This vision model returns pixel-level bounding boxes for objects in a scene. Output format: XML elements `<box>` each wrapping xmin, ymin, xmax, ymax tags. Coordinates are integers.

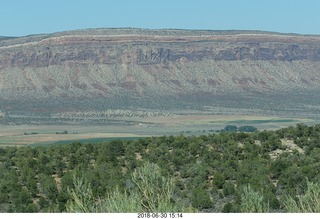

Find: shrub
<box><xmin>66</xmin><ymin>162</ymin><xmax>193</xmax><ymax>212</ymax></box>
<box><xmin>66</xmin><ymin>176</ymin><xmax>97</xmax><ymax>213</ymax></box>
<box><xmin>131</xmin><ymin>162</ymin><xmax>176</xmax><ymax>212</ymax></box>
<box><xmin>223</xmin><ymin>181</ymin><xmax>235</xmax><ymax>196</ymax></box>
<box><xmin>238</xmin><ymin>126</ymin><xmax>257</xmax><ymax>132</ymax></box>
<box><xmin>190</xmin><ymin>187</ymin><xmax>213</xmax><ymax>209</ymax></box>
<box><xmin>283</xmin><ymin>181</ymin><xmax>320</xmax><ymax>212</ymax></box>
<box><xmin>240</xmin><ymin>184</ymin><xmax>269</xmax><ymax>213</ymax></box>
<box><xmin>212</xmin><ymin>172</ymin><xmax>225</xmax><ymax>189</ymax></box>
<box><xmin>222</xmin><ymin>202</ymin><xmax>237</xmax><ymax>213</ymax></box>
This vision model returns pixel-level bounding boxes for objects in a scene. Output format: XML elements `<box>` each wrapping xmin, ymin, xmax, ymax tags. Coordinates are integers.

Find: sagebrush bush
<box><xmin>66</xmin><ymin>162</ymin><xmax>194</xmax><ymax>212</ymax></box>
<box><xmin>240</xmin><ymin>184</ymin><xmax>269</xmax><ymax>213</ymax></box>
<box><xmin>283</xmin><ymin>181</ymin><xmax>320</xmax><ymax>213</ymax></box>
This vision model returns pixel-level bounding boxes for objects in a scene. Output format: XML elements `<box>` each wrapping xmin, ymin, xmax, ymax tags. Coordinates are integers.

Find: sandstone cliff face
<box><xmin>0</xmin><ymin>29</ymin><xmax>320</xmax><ymax>112</ymax></box>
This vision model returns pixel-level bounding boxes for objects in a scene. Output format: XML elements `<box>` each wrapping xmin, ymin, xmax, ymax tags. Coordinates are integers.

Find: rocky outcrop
<box><xmin>2</xmin><ymin>34</ymin><xmax>320</xmax><ymax>68</ymax></box>
<box><xmin>1</xmin><ymin>29</ymin><xmax>320</xmax><ymax>112</ymax></box>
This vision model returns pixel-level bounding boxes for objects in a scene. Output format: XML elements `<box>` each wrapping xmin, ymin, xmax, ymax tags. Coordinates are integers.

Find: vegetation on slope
<box><xmin>0</xmin><ymin>123</ymin><xmax>320</xmax><ymax>212</ymax></box>
<box><xmin>66</xmin><ymin>162</ymin><xmax>194</xmax><ymax>213</ymax></box>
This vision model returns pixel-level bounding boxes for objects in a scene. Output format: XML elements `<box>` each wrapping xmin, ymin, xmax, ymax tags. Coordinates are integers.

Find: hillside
<box><xmin>1</xmin><ymin>28</ymin><xmax>320</xmax><ymax>114</ymax></box>
<box><xmin>0</xmin><ymin>123</ymin><xmax>320</xmax><ymax>212</ymax></box>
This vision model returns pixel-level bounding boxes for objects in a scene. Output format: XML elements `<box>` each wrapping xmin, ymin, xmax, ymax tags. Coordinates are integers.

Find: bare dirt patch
<box><xmin>269</xmin><ymin>138</ymin><xmax>304</xmax><ymax>160</ymax></box>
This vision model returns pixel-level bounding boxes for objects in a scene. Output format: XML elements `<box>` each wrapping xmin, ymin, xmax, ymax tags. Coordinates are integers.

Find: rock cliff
<box><xmin>1</xmin><ymin>29</ymin><xmax>320</xmax><ymax>113</ymax></box>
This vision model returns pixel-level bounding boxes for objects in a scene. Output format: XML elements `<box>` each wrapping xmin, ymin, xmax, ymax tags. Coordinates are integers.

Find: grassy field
<box><xmin>0</xmin><ymin>131</ymin><xmax>149</xmax><ymax>147</ymax></box>
<box><xmin>0</xmin><ymin>114</ymin><xmax>316</xmax><ymax>147</ymax></box>
<box><xmin>30</xmin><ymin>137</ymin><xmax>145</xmax><ymax>146</ymax></box>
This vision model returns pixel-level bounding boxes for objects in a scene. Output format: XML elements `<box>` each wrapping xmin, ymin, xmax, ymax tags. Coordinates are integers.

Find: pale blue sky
<box><xmin>1</xmin><ymin>0</ymin><xmax>320</xmax><ymax>36</ymax></box>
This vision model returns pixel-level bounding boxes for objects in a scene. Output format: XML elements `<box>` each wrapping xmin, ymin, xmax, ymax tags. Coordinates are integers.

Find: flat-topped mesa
<box><xmin>0</xmin><ymin>28</ymin><xmax>320</xmax><ymax>112</ymax></box>
<box><xmin>1</xmin><ymin>31</ymin><xmax>320</xmax><ymax>67</ymax></box>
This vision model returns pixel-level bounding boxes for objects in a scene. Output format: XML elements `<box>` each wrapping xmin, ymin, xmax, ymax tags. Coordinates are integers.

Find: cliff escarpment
<box><xmin>1</xmin><ymin>29</ymin><xmax>320</xmax><ymax>112</ymax></box>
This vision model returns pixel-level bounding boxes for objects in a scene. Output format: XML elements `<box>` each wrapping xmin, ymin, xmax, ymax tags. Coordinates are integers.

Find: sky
<box><xmin>1</xmin><ymin>0</ymin><xmax>320</xmax><ymax>36</ymax></box>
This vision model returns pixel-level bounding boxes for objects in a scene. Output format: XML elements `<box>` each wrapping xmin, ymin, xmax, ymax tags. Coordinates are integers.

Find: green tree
<box><xmin>238</xmin><ymin>126</ymin><xmax>257</xmax><ymax>132</ymax></box>
<box><xmin>223</xmin><ymin>181</ymin><xmax>235</xmax><ymax>196</ymax></box>
<box><xmin>190</xmin><ymin>187</ymin><xmax>213</xmax><ymax>209</ymax></box>
<box><xmin>26</xmin><ymin>203</ymin><xmax>37</xmax><ymax>213</ymax></box>
<box><xmin>212</xmin><ymin>172</ymin><xmax>225</xmax><ymax>189</ymax></box>
<box><xmin>38</xmin><ymin>174</ymin><xmax>58</xmax><ymax>203</ymax></box>
<box><xmin>224</xmin><ymin>125</ymin><xmax>238</xmax><ymax>132</ymax></box>
<box><xmin>11</xmin><ymin>188</ymin><xmax>33</xmax><ymax>212</ymax></box>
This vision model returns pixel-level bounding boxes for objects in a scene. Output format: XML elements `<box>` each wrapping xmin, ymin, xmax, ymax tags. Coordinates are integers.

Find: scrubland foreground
<box><xmin>0</xmin><ymin>123</ymin><xmax>320</xmax><ymax>212</ymax></box>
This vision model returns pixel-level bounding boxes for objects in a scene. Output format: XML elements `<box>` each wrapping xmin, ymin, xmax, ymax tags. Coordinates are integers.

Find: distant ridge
<box><xmin>1</xmin><ymin>28</ymin><xmax>318</xmax><ymax>46</ymax></box>
<box><xmin>1</xmin><ymin>28</ymin><xmax>320</xmax><ymax>114</ymax></box>
<box><xmin>3</xmin><ymin>27</ymin><xmax>317</xmax><ymax>38</ymax></box>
